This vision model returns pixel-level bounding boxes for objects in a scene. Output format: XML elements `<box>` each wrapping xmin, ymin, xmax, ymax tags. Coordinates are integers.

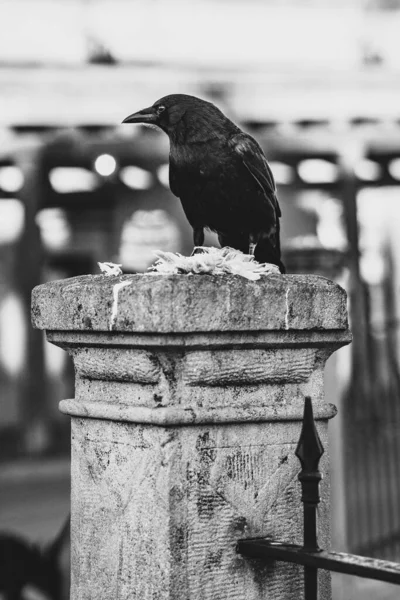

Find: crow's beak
<box><xmin>122</xmin><ymin>106</ymin><xmax>157</xmax><ymax>125</ymax></box>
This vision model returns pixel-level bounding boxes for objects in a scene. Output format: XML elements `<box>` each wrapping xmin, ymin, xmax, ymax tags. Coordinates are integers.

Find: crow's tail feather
<box><xmin>255</xmin><ymin>221</ymin><xmax>286</xmax><ymax>273</ymax></box>
<box><xmin>254</xmin><ymin>235</ymin><xmax>285</xmax><ymax>274</ymax></box>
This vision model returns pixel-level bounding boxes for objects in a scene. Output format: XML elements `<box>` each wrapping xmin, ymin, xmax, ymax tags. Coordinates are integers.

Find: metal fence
<box><xmin>237</xmin><ymin>397</ymin><xmax>400</xmax><ymax>600</ymax></box>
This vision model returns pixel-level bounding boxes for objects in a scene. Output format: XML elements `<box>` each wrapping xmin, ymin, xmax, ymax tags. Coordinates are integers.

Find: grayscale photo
<box><xmin>0</xmin><ymin>1</ymin><xmax>400</xmax><ymax>599</ymax></box>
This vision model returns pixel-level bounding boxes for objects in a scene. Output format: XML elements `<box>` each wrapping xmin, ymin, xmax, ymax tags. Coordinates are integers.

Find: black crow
<box><xmin>123</xmin><ymin>94</ymin><xmax>285</xmax><ymax>272</ymax></box>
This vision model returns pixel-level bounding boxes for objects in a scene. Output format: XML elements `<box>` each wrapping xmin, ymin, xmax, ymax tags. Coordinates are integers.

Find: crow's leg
<box><xmin>193</xmin><ymin>227</ymin><xmax>204</xmax><ymax>247</ymax></box>
<box><xmin>191</xmin><ymin>227</ymin><xmax>205</xmax><ymax>255</ymax></box>
<box><xmin>249</xmin><ymin>232</ymin><xmax>260</xmax><ymax>256</ymax></box>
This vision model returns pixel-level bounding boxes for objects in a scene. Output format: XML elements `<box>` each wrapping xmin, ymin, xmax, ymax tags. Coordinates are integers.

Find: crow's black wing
<box><xmin>229</xmin><ymin>133</ymin><xmax>281</xmax><ymax>218</ymax></box>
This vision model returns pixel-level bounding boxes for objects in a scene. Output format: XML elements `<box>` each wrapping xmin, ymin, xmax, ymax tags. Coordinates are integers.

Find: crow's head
<box><xmin>122</xmin><ymin>94</ymin><xmax>234</xmax><ymax>142</ymax></box>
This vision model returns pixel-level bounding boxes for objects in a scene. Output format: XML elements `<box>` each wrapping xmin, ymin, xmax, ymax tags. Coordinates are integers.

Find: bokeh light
<box><xmin>94</xmin><ymin>154</ymin><xmax>117</xmax><ymax>176</ymax></box>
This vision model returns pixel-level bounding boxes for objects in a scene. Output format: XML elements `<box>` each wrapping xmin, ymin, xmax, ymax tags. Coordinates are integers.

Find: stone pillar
<box><xmin>32</xmin><ymin>274</ymin><xmax>351</xmax><ymax>600</ymax></box>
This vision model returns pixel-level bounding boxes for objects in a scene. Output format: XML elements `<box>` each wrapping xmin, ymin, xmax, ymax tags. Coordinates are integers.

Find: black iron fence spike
<box><xmin>295</xmin><ymin>396</ymin><xmax>324</xmax><ymax>472</ymax></box>
<box><xmin>296</xmin><ymin>397</ymin><xmax>324</xmax><ymax>599</ymax></box>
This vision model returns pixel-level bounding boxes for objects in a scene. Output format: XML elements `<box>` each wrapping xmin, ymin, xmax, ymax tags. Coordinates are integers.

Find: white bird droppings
<box><xmin>285</xmin><ymin>287</ymin><xmax>290</xmax><ymax>330</ymax></box>
<box><xmin>110</xmin><ymin>280</ymin><xmax>133</xmax><ymax>331</ymax></box>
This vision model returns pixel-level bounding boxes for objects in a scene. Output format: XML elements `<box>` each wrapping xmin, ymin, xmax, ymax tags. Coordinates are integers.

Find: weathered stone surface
<box><xmin>183</xmin><ymin>347</ymin><xmax>316</xmax><ymax>385</ymax></box>
<box><xmin>32</xmin><ymin>273</ymin><xmax>351</xmax><ymax>600</ymax></box>
<box><xmin>32</xmin><ymin>273</ymin><xmax>348</xmax><ymax>333</ymax></box>
<box><xmin>71</xmin><ymin>418</ymin><xmax>331</xmax><ymax>600</ymax></box>
<box><xmin>72</xmin><ymin>348</ymin><xmax>161</xmax><ymax>383</ymax></box>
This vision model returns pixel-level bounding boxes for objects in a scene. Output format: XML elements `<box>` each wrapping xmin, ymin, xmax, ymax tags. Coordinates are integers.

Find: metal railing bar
<box><xmin>236</xmin><ymin>540</ymin><xmax>400</xmax><ymax>585</ymax></box>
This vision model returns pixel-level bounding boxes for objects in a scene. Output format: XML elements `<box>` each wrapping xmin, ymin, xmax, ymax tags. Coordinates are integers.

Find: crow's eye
<box><xmin>156</xmin><ymin>105</ymin><xmax>166</xmax><ymax>115</ymax></box>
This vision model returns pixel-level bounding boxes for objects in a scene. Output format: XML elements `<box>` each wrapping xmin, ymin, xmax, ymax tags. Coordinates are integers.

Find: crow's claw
<box><xmin>190</xmin><ymin>247</ymin><xmax>207</xmax><ymax>256</ymax></box>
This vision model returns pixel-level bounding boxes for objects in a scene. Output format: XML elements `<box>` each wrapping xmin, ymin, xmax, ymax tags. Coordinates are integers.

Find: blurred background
<box><xmin>1</xmin><ymin>0</ymin><xmax>400</xmax><ymax>598</ymax></box>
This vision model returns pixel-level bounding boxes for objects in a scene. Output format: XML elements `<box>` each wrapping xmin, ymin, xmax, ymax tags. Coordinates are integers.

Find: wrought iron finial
<box><xmin>295</xmin><ymin>397</ymin><xmax>324</xmax><ymax>550</ymax></box>
<box><xmin>296</xmin><ymin>397</ymin><xmax>324</xmax><ymax>598</ymax></box>
<box><xmin>295</xmin><ymin>396</ymin><xmax>324</xmax><ymax>472</ymax></box>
